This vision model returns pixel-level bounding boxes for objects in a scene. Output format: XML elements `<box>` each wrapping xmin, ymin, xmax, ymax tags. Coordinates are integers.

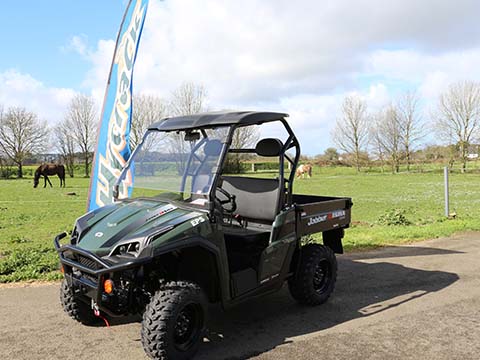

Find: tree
<box><xmin>314</xmin><ymin>147</ymin><xmax>339</xmax><ymax>166</ymax></box>
<box><xmin>131</xmin><ymin>94</ymin><xmax>167</xmax><ymax>151</ymax></box>
<box><xmin>225</xmin><ymin>124</ymin><xmax>259</xmax><ymax>173</ymax></box>
<box><xmin>65</xmin><ymin>94</ymin><xmax>97</xmax><ymax>177</ymax></box>
<box><xmin>435</xmin><ymin>81</ymin><xmax>480</xmax><ymax>172</ymax></box>
<box><xmin>167</xmin><ymin>82</ymin><xmax>260</xmax><ymax>174</ymax></box>
<box><xmin>333</xmin><ymin>95</ymin><xmax>369</xmax><ymax>172</ymax></box>
<box><xmin>397</xmin><ymin>92</ymin><xmax>423</xmax><ymax>171</ymax></box>
<box><xmin>169</xmin><ymin>82</ymin><xmax>206</xmax><ymax>116</ymax></box>
<box><xmin>167</xmin><ymin>83</ymin><xmax>208</xmax><ymax>174</ymax></box>
<box><xmin>372</xmin><ymin>106</ymin><xmax>402</xmax><ymax>173</ymax></box>
<box><xmin>369</xmin><ymin>114</ymin><xmax>387</xmax><ymax>172</ymax></box>
<box><xmin>0</xmin><ymin>106</ymin><xmax>48</xmax><ymax>178</ymax></box>
<box><xmin>54</xmin><ymin>120</ymin><xmax>77</xmax><ymax>177</ymax></box>
<box><xmin>323</xmin><ymin>147</ymin><xmax>340</xmax><ymax>163</ymax></box>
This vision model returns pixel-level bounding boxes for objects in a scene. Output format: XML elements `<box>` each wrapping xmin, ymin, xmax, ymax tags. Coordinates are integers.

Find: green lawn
<box><xmin>293</xmin><ymin>167</ymin><xmax>480</xmax><ymax>249</ymax></box>
<box><xmin>1</xmin><ymin>166</ymin><xmax>479</xmax><ymax>282</ymax></box>
<box><xmin>0</xmin><ymin>177</ymin><xmax>88</xmax><ymax>282</ymax></box>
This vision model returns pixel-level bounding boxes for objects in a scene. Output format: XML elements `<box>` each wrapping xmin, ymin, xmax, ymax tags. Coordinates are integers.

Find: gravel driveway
<box><xmin>1</xmin><ymin>232</ymin><xmax>479</xmax><ymax>359</ymax></box>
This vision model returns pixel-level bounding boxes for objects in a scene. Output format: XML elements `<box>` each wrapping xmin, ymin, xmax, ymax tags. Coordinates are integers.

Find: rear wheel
<box><xmin>288</xmin><ymin>244</ymin><xmax>337</xmax><ymax>305</ymax></box>
<box><xmin>60</xmin><ymin>279</ymin><xmax>98</xmax><ymax>325</ymax></box>
<box><xmin>141</xmin><ymin>281</ymin><xmax>207</xmax><ymax>360</ymax></box>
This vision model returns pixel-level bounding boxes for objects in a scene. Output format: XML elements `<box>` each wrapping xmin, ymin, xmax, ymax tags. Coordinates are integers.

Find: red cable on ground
<box><xmin>94</xmin><ymin>310</ymin><xmax>110</xmax><ymax>328</ymax></box>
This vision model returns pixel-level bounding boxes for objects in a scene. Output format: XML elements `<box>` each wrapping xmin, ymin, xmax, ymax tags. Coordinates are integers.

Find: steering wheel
<box><xmin>215</xmin><ymin>187</ymin><xmax>237</xmax><ymax>214</ymax></box>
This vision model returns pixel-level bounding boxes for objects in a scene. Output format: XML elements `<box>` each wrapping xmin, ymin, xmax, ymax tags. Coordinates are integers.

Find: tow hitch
<box><xmin>92</xmin><ymin>300</ymin><xmax>110</xmax><ymax>327</ymax></box>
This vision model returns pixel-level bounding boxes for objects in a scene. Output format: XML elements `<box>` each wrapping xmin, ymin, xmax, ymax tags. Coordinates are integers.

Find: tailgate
<box><xmin>294</xmin><ymin>194</ymin><xmax>352</xmax><ymax>237</ymax></box>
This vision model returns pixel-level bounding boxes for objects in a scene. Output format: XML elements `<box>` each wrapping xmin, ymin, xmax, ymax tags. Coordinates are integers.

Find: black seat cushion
<box><xmin>221</xmin><ymin>176</ymin><xmax>282</xmax><ymax>222</ymax></box>
<box><xmin>255</xmin><ymin>138</ymin><xmax>283</xmax><ymax>157</ymax></box>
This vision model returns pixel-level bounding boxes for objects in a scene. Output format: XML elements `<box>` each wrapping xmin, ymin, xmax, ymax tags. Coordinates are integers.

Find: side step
<box><xmin>231</xmin><ymin>268</ymin><xmax>257</xmax><ymax>297</ymax></box>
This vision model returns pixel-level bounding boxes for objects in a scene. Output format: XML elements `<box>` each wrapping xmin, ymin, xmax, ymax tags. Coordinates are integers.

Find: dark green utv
<box><xmin>55</xmin><ymin>111</ymin><xmax>352</xmax><ymax>360</ymax></box>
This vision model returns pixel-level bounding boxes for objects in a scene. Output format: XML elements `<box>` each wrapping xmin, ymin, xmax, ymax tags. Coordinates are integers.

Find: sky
<box><xmin>1</xmin><ymin>0</ymin><xmax>480</xmax><ymax>155</ymax></box>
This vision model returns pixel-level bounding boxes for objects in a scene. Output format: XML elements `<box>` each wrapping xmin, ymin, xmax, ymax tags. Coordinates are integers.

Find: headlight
<box><xmin>111</xmin><ymin>241</ymin><xmax>141</xmax><ymax>256</ymax></box>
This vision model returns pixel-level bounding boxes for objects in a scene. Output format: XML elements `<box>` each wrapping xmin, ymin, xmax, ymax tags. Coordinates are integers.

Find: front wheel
<box><xmin>288</xmin><ymin>244</ymin><xmax>337</xmax><ymax>305</ymax></box>
<box><xmin>141</xmin><ymin>281</ymin><xmax>207</xmax><ymax>360</ymax></box>
<box><xmin>60</xmin><ymin>279</ymin><xmax>98</xmax><ymax>325</ymax></box>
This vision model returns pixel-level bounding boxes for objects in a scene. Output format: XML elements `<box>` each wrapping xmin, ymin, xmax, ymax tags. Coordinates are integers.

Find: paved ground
<box><xmin>1</xmin><ymin>232</ymin><xmax>479</xmax><ymax>360</ymax></box>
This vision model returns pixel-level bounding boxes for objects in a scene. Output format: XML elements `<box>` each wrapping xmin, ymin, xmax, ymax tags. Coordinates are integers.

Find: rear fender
<box><xmin>323</xmin><ymin>228</ymin><xmax>344</xmax><ymax>254</ymax></box>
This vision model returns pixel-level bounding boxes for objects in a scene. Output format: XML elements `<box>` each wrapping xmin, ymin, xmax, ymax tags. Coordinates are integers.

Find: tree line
<box><xmin>0</xmin><ymin>83</ymin><xmax>208</xmax><ymax>179</ymax></box>
<box><xmin>331</xmin><ymin>80</ymin><xmax>480</xmax><ymax>173</ymax></box>
<box><xmin>1</xmin><ymin>80</ymin><xmax>479</xmax><ymax>179</ymax></box>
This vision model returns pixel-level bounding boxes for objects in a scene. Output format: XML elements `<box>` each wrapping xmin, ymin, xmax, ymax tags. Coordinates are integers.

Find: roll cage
<box><xmin>114</xmin><ymin>111</ymin><xmax>301</xmax><ymax>216</ymax></box>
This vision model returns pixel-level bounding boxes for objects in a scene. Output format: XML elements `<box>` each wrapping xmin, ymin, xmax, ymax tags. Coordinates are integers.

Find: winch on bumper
<box><xmin>54</xmin><ymin>232</ymin><xmax>149</xmax><ymax>316</ymax></box>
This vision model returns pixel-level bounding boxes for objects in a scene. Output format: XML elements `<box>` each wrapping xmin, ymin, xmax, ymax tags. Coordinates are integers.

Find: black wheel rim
<box><xmin>174</xmin><ymin>303</ymin><xmax>203</xmax><ymax>352</ymax></box>
<box><xmin>313</xmin><ymin>259</ymin><xmax>331</xmax><ymax>293</ymax></box>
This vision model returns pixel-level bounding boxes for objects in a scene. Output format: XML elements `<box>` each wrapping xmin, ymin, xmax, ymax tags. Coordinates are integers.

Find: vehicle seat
<box><xmin>221</xmin><ymin>138</ymin><xmax>284</xmax><ymax>272</ymax></box>
<box><xmin>221</xmin><ymin>176</ymin><xmax>282</xmax><ymax>222</ymax></box>
<box><xmin>220</xmin><ymin>138</ymin><xmax>284</xmax><ymax>223</ymax></box>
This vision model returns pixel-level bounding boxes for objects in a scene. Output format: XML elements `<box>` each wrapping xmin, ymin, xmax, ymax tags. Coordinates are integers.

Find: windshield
<box><xmin>125</xmin><ymin>127</ymin><xmax>228</xmax><ymax>204</ymax></box>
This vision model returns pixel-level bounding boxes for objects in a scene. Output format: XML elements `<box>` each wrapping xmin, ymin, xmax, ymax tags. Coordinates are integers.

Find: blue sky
<box><xmin>0</xmin><ymin>1</ymin><xmax>124</xmax><ymax>88</ymax></box>
<box><xmin>1</xmin><ymin>0</ymin><xmax>480</xmax><ymax>155</ymax></box>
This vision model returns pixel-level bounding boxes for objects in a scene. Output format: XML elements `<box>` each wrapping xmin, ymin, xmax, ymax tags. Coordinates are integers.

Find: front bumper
<box><xmin>54</xmin><ymin>232</ymin><xmax>148</xmax><ymax>315</ymax></box>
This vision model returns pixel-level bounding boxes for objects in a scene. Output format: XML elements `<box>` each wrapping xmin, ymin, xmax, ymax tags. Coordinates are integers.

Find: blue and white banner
<box><xmin>88</xmin><ymin>0</ymin><xmax>149</xmax><ymax>211</ymax></box>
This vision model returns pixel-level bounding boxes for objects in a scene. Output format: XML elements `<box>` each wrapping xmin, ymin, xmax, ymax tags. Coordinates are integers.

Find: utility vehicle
<box><xmin>55</xmin><ymin>111</ymin><xmax>352</xmax><ymax>360</ymax></box>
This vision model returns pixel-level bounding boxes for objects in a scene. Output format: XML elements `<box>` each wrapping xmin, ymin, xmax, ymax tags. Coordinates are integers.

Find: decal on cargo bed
<box><xmin>307</xmin><ymin>215</ymin><xmax>328</xmax><ymax>226</ymax></box>
<box><xmin>305</xmin><ymin>209</ymin><xmax>346</xmax><ymax>226</ymax></box>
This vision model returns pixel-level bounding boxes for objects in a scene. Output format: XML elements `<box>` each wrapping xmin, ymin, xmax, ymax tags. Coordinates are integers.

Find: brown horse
<box><xmin>34</xmin><ymin>164</ymin><xmax>66</xmax><ymax>188</ymax></box>
<box><xmin>296</xmin><ymin>164</ymin><xmax>313</xmax><ymax>178</ymax></box>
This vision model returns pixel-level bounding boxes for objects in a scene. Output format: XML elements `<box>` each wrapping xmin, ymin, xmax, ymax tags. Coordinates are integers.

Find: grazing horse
<box><xmin>33</xmin><ymin>164</ymin><xmax>66</xmax><ymax>188</ymax></box>
<box><xmin>296</xmin><ymin>164</ymin><xmax>313</xmax><ymax>178</ymax></box>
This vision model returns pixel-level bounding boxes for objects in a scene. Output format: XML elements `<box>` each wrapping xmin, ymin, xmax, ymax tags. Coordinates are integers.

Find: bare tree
<box><xmin>66</xmin><ymin>94</ymin><xmax>97</xmax><ymax>177</ymax></box>
<box><xmin>397</xmin><ymin>92</ymin><xmax>424</xmax><ymax>171</ymax></box>
<box><xmin>131</xmin><ymin>94</ymin><xmax>167</xmax><ymax>151</ymax></box>
<box><xmin>0</xmin><ymin>106</ymin><xmax>9</xmax><ymax>178</ymax></box>
<box><xmin>169</xmin><ymin>82</ymin><xmax>206</xmax><ymax>116</ymax></box>
<box><xmin>231</xmin><ymin>125</ymin><xmax>259</xmax><ymax>149</ymax></box>
<box><xmin>54</xmin><ymin>120</ymin><xmax>77</xmax><ymax>177</ymax></box>
<box><xmin>435</xmin><ymin>81</ymin><xmax>480</xmax><ymax>172</ymax></box>
<box><xmin>373</xmin><ymin>106</ymin><xmax>402</xmax><ymax>173</ymax></box>
<box><xmin>225</xmin><ymin>124</ymin><xmax>260</xmax><ymax>173</ymax></box>
<box><xmin>333</xmin><ymin>95</ymin><xmax>369</xmax><ymax>172</ymax></box>
<box><xmin>166</xmin><ymin>83</ymin><xmax>208</xmax><ymax>174</ymax></box>
<box><xmin>369</xmin><ymin>117</ymin><xmax>387</xmax><ymax>173</ymax></box>
<box><xmin>0</xmin><ymin>106</ymin><xmax>49</xmax><ymax>178</ymax></box>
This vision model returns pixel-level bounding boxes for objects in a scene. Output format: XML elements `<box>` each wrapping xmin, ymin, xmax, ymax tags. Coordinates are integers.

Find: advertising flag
<box><xmin>87</xmin><ymin>0</ymin><xmax>149</xmax><ymax>211</ymax></box>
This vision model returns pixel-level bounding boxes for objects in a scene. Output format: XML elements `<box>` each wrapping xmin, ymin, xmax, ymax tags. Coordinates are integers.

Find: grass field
<box><xmin>1</xmin><ymin>165</ymin><xmax>479</xmax><ymax>282</ymax></box>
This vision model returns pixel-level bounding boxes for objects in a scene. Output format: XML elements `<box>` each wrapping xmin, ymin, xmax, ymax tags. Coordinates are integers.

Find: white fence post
<box><xmin>444</xmin><ymin>166</ymin><xmax>449</xmax><ymax>217</ymax></box>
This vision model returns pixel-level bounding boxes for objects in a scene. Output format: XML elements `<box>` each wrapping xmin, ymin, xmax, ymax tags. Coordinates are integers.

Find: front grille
<box><xmin>81</xmin><ymin>272</ymin><xmax>98</xmax><ymax>284</ymax></box>
<box><xmin>77</xmin><ymin>255</ymin><xmax>99</xmax><ymax>270</ymax></box>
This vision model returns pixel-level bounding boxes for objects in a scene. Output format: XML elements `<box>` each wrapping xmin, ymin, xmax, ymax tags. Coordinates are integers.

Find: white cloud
<box><xmin>65</xmin><ymin>35</ymin><xmax>115</xmax><ymax>101</ymax></box>
<box><xmin>63</xmin><ymin>34</ymin><xmax>89</xmax><ymax>57</ymax></box>
<box><xmin>366</xmin><ymin>48</ymin><xmax>480</xmax><ymax>99</ymax></box>
<box><xmin>0</xmin><ymin>69</ymin><xmax>76</xmax><ymax>122</ymax></box>
<box><xmin>5</xmin><ymin>0</ymin><xmax>480</xmax><ymax>154</ymax></box>
<box><xmin>127</xmin><ymin>0</ymin><xmax>480</xmax><ymax>104</ymax></box>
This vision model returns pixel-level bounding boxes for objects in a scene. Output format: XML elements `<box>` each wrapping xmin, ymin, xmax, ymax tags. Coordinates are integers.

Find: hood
<box><xmin>74</xmin><ymin>198</ymin><xmax>203</xmax><ymax>256</ymax></box>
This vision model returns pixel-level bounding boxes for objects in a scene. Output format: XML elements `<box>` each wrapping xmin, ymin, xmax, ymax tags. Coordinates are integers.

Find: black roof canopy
<box><xmin>148</xmin><ymin>111</ymin><xmax>289</xmax><ymax>131</ymax></box>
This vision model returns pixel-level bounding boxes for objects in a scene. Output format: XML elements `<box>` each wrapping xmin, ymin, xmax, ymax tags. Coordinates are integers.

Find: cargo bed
<box><xmin>293</xmin><ymin>194</ymin><xmax>352</xmax><ymax>237</ymax></box>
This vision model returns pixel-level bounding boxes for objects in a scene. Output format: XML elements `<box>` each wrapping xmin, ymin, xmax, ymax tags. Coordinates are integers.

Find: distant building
<box><xmin>467</xmin><ymin>145</ymin><xmax>479</xmax><ymax>160</ymax></box>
